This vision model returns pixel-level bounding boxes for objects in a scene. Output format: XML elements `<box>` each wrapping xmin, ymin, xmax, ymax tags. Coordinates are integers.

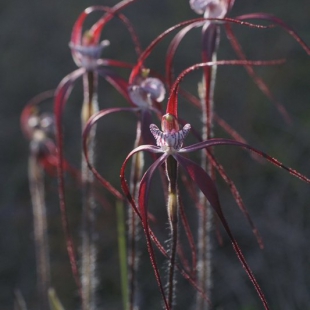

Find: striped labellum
<box><xmin>150</xmin><ymin>123</ymin><xmax>191</xmax><ymax>153</ymax></box>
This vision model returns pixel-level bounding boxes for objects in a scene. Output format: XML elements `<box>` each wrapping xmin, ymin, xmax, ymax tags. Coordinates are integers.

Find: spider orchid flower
<box><xmin>21</xmin><ymin>91</ymin><xmax>78</xmax><ymax>177</ymax></box>
<box><xmin>54</xmin><ymin>3</ymin><xmax>141</xmax><ymax>301</ymax></box>
<box><xmin>190</xmin><ymin>0</ymin><xmax>233</xmax><ymax>26</ymax></box>
<box><xmin>164</xmin><ymin>0</ymin><xmax>310</xmax><ymax>124</ymax></box>
<box><xmin>120</xmin><ymin>60</ymin><xmax>310</xmax><ymax>310</ymax></box>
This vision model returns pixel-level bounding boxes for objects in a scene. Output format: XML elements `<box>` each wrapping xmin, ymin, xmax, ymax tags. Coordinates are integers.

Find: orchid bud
<box><xmin>69</xmin><ymin>34</ymin><xmax>110</xmax><ymax>70</ymax></box>
<box><xmin>128</xmin><ymin>77</ymin><xmax>166</xmax><ymax>109</ymax></box>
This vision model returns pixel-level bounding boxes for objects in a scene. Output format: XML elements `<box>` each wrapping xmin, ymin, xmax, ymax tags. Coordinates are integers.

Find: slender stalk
<box><xmin>117</xmin><ymin>200</ymin><xmax>129</xmax><ymax>310</ymax></box>
<box><xmin>81</xmin><ymin>71</ymin><xmax>99</xmax><ymax>310</ymax></box>
<box><xmin>196</xmin><ymin>24</ymin><xmax>219</xmax><ymax>309</ymax></box>
<box><xmin>166</xmin><ymin>156</ymin><xmax>179</xmax><ymax>309</ymax></box>
<box><xmin>14</xmin><ymin>290</ymin><xmax>28</xmax><ymax>310</ymax></box>
<box><xmin>28</xmin><ymin>150</ymin><xmax>50</xmax><ymax>310</ymax></box>
<box><xmin>128</xmin><ymin>120</ymin><xmax>144</xmax><ymax>310</ymax></box>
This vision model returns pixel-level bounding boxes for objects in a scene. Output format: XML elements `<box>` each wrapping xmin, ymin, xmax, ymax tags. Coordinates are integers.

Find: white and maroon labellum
<box><xmin>150</xmin><ymin>123</ymin><xmax>191</xmax><ymax>153</ymax></box>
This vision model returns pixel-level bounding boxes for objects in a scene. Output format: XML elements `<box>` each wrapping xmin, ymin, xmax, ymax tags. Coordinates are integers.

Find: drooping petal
<box><xmin>166</xmin><ymin>23</ymin><xmax>200</xmax><ymax>87</ymax></box>
<box><xmin>90</xmin><ymin>0</ymin><xmax>140</xmax><ymax>44</ymax></box>
<box><xmin>120</xmin><ymin>149</ymin><xmax>210</xmax><ymax>304</ymax></box>
<box><xmin>138</xmin><ymin>155</ymin><xmax>170</xmax><ymax>308</ymax></box>
<box><xmin>82</xmin><ymin>107</ymin><xmax>141</xmax><ymax>200</ymax></box>
<box><xmin>225</xmin><ymin>23</ymin><xmax>292</xmax><ymax>124</ymax></box>
<box><xmin>205</xmin><ymin>149</ymin><xmax>264</xmax><ymax>248</ymax></box>
<box><xmin>237</xmin><ymin>13</ymin><xmax>310</xmax><ymax>55</ymax></box>
<box><xmin>180</xmin><ymin>138</ymin><xmax>310</xmax><ymax>184</ymax></box>
<box><xmin>175</xmin><ymin>153</ymin><xmax>270</xmax><ymax>309</ymax></box>
<box><xmin>54</xmin><ymin>67</ymin><xmax>86</xmax><ymax>296</ymax></box>
<box><xmin>167</xmin><ymin>59</ymin><xmax>285</xmax><ymax>117</ymax></box>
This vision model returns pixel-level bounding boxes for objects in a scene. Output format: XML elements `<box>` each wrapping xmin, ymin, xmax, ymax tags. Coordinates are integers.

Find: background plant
<box><xmin>1</xmin><ymin>0</ymin><xmax>310</xmax><ymax>309</ymax></box>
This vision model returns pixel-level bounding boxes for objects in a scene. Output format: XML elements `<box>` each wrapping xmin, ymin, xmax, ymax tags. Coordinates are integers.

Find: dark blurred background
<box><xmin>1</xmin><ymin>0</ymin><xmax>310</xmax><ymax>309</ymax></box>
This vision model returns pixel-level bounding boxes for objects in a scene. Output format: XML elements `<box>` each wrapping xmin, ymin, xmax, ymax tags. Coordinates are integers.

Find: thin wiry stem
<box><xmin>117</xmin><ymin>200</ymin><xmax>129</xmax><ymax>310</ymax></box>
<box><xmin>166</xmin><ymin>156</ymin><xmax>179</xmax><ymax>309</ymax></box>
<box><xmin>14</xmin><ymin>290</ymin><xmax>28</xmax><ymax>310</ymax></box>
<box><xmin>28</xmin><ymin>152</ymin><xmax>50</xmax><ymax>310</ymax></box>
<box><xmin>128</xmin><ymin>120</ymin><xmax>144</xmax><ymax>310</ymax></box>
<box><xmin>196</xmin><ymin>23</ymin><xmax>219</xmax><ymax>309</ymax></box>
<box><xmin>81</xmin><ymin>71</ymin><xmax>99</xmax><ymax>310</ymax></box>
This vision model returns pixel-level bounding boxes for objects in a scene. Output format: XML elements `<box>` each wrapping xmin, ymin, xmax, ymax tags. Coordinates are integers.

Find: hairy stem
<box><xmin>117</xmin><ymin>200</ymin><xmax>129</xmax><ymax>310</ymax></box>
<box><xmin>28</xmin><ymin>151</ymin><xmax>50</xmax><ymax>310</ymax></box>
<box><xmin>166</xmin><ymin>156</ymin><xmax>179</xmax><ymax>309</ymax></box>
<box><xmin>128</xmin><ymin>120</ymin><xmax>144</xmax><ymax>310</ymax></box>
<box><xmin>196</xmin><ymin>24</ymin><xmax>220</xmax><ymax>309</ymax></box>
<box><xmin>81</xmin><ymin>71</ymin><xmax>99</xmax><ymax>310</ymax></box>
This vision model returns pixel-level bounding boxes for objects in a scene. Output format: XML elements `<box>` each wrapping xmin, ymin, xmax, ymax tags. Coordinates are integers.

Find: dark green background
<box><xmin>1</xmin><ymin>0</ymin><xmax>310</xmax><ymax>309</ymax></box>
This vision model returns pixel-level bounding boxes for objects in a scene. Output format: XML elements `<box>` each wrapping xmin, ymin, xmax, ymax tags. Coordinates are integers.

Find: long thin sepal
<box><xmin>82</xmin><ymin>107</ymin><xmax>141</xmax><ymax>200</ymax></box>
<box><xmin>54</xmin><ymin>68</ymin><xmax>86</xmax><ymax>299</ymax></box>
<box><xmin>175</xmin><ymin>154</ymin><xmax>270</xmax><ymax>309</ymax></box>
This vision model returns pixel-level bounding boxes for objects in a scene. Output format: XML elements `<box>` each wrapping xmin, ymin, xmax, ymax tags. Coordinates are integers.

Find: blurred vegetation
<box><xmin>1</xmin><ymin>0</ymin><xmax>310</xmax><ymax>309</ymax></box>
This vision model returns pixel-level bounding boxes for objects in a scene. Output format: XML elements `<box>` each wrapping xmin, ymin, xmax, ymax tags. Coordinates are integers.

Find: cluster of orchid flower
<box><xmin>21</xmin><ymin>0</ymin><xmax>310</xmax><ymax>309</ymax></box>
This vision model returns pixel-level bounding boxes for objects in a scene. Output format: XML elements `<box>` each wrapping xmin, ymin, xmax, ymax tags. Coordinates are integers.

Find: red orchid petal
<box><xmin>237</xmin><ymin>13</ymin><xmax>310</xmax><ymax>55</ymax></box>
<box><xmin>181</xmin><ymin>138</ymin><xmax>310</xmax><ymax>184</ymax></box>
<box><xmin>54</xmin><ymin>68</ymin><xmax>86</xmax><ymax>299</ymax></box>
<box><xmin>71</xmin><ymin>10</ymin><xmax>88</xmax><ymax>46</ymax></box>
<box><xmin>175</xmin><ymin>153</ymin><xmax>270</xmax><ymax>309</ymax></box>
<box><xmin>119</xmin><ymin>144</ymin><xmax>170</xmax><ymax>308</ymax></box>
<box><xmin>205</xmin><ymin>149</ymin><xmax>264</xmax><ymax>248</ymax></box>
<box><xmin>129</xmin><ymin>17</ymin><xmax>207</xmax><ymax>84</ymax></box>
<box><xmin>89</xmin><ymin>1</ymin><xmax>140</xmax><ymax>44</ymax></box>
<box><xmin>225</xmin><ymin>23</ymin><xmax>292</xmax><ymax>124</ymax></box>
<box><xmin>166</xmin><ymin>23</ymin><xmax>200</xmax><ymax>87</ymax></box>
<box><xmin>138</xmin><ymin>154</ymin><xmax>170</xmax><ymax>309</ymax></box>
<box><xmin>167</xmin><ymin>59</ymin><xmax>285</xmax><ymax>118</ymax></box>
<box><xmin>120</xmin><ymin>149</ymin><xmax>211</xmax><ymax>304</ymax></box>
<box><xmin>82</xmin><ymin>107</ymin><xmax>141</xmax><ymax>200</ymax></box>
<box><xmin>130</xmin><ymin>16</ymin><xmax>271</xmax><ymax>84</ymax></box>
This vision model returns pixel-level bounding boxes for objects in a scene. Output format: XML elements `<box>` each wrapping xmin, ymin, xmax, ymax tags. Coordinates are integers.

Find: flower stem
<box><xmin>196</xmin><ymin>24</ymin><xmax>219</xmax><ymax>309</ymax></box>
<box><xmin>81</xmin><ymin>71</ymin><xmax>99</xmax><ymax>310</ymax></box>
<box><xmin>117</xmin><ymin>200</ymin><xmax>129</xmax><ymax>310</ymax></box>
<box><xmin>28</xmin><ymin>151</ymin><xmax>50</xmax><ymax>310</ymax></box>
<box><xmin>166</xmin><ymin>156</ymin><xmax>179</xmax><ymax>309</ymax></box>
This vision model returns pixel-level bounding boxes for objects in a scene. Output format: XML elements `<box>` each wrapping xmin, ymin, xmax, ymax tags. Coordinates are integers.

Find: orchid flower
<box><xmin>54</xmin><ymin>2</ymin><xmax>141</xmax><ymax>306</ymax></box>
<box><xmin>165</xmin><ymin>0</ymin><xmax>310</xmax><ymax>123</ymax></box>
<box><xmin>120</xmin><ymin>60</ymin><xmax>310</xmax><ymax>310</ymax></box>
<box><xmin>164</xmin><ymin>4</ymin><xmax>310</xmax><ymax>305</ymax></box>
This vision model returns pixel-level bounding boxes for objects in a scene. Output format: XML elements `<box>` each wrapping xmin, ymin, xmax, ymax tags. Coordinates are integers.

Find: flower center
<box><xmin>150</xmin><ymin>123</ymin><xmax>191</xmax><ymax>153</ymax></box>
